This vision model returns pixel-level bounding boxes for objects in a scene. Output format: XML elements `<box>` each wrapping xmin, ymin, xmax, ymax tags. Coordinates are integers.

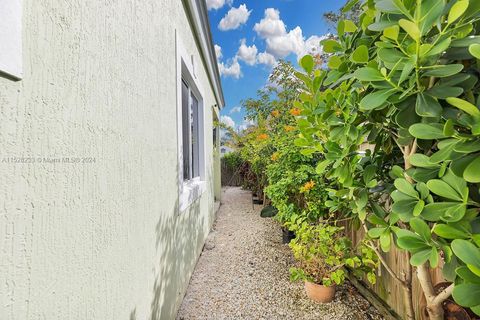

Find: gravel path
<box><xmin>176</xmin><ymin>187</ymin><xmax>384</xmax><ymax>320</ymax></box>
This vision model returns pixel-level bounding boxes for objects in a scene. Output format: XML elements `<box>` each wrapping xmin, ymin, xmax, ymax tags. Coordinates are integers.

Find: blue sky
<box><xmin>206</xmin><ymin>0</ymin><xmax>347</xmax><ymax>130</ymax></box>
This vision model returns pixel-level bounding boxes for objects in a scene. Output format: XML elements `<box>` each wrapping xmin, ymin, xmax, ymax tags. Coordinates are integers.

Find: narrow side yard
<box><xmin>177</xmin><ymin>187</ymin><xmax>383</xmax><ymax>320</ymax></box>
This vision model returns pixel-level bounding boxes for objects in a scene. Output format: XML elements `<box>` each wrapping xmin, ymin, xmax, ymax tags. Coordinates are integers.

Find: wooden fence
<box><xmin>221</xmin><ymin>158</ymin><xmax>243</xmax><ymax>186</ymax></box>
<box><xmin>345</xmin><ymin>225</ymin><xmax>444</xmax><ymax>320</ymax></box>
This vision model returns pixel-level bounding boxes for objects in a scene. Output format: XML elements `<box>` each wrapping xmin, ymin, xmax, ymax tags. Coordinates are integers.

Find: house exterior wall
<box><xmin>0</xmin><ymin>1</ymin><xmax>221</xmax><ymax>319</ymax></box>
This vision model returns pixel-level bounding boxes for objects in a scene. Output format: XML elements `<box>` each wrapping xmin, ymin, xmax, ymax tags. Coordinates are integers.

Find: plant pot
<box><xmin>282</xmin><ymin>228</ymin><xmax>295</xmax><ymax>244</ymax></box>
<box><xmin>304</xmin><ymin>281</ymin><xmax>336</xmax><ymax>303</ymax></box>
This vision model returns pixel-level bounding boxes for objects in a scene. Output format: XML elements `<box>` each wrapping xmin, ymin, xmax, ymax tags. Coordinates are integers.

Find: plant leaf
<box><xmin>354</xmin><ymin>67</ymin><xmax>385</xmax><ymax>81</ymax></box>
<box><xmin>426</xmin><ymin>179</ymin><xmax>463</xmax><ymax>201</ymax></box>
<box><xmin>409</xmin><ymin>123</ymin><xmax>446</xmax><ymax>140</ymax></box>
<box><xmin>394</xmin><ymin>178</ymin><xmax>418</xmax><ymax>198</ymax></box>
<box><xmin>410</xmin><ymin>249</ymin><xmax>433</xmax><ymax>266</ymax></box>
<box><xmin>399</xmin><ymin>19</ymin><xmax>420</xmax><ymax>41</ymax></box>
<box><xmin>360</xmin><ymin>89</ymin><xmax>395</xmax><ymax>110</ymax></box>
<box><xmin>423</xmin><ymin>64</ymin><xmax>464</xmax><ymax>78</ymax></box>
<box><xmin>448</xmin><ymin>0</ymin><xmax>469</xmax><ymax>24</ymax></box>
<box><xmin>469</xmin><ymin>43</ymin><xmax>480</xmax><ymax>59</ymax></box>
<box><xmin>416</xmin><ymin>92</ymin><xmax>442</xmax><ymax>117</ymax></box>
<box><xmin>464</xmin><ymin>156</ymin><xmax>480</xmax><ymax>183</ymax></box>
<box><xmin>351</xmin><ymin>45</ymin><xmax>369</xmax><ymax>64</ymax></box>
<box><xmin>446</xmin><ymin>97</ymin><xmax>480</xmax><ymax>117</ymax></box>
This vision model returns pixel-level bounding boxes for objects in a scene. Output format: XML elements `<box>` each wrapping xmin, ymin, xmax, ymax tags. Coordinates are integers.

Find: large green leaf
<box><xmin>394</xmin><ymin>178</ymin><xmax>418</xmax><ymax>198</ymax></box>
<box><xmin>451</xmin><ymin>154</ymin><xmax>478</xmax><ymax>177</ymax></box>
<box><xmin>464</xmin><ymin>156</ymin><xmax>480</xmax><ymax>183</ymax></box>
<box><xmin>428</xmin><ymin>86</ymin><xmax>463</xmax><ymax>99</ymax></box>
<box><xmin>452</xmin><ymin>239</ymin><xmax>480</xmax><ymax>269</ymax></box>
<box><xmin>426</xmin><ymin>179</ymin><xmax>463</xmax><ymax>201</ymax></box>
<box><xmin>410</xmin><ymin>249</ymin><xmax>433</xmax><ymax>266</ymax></box>
<box><xmin>300</xmin><ymin>55</ymin><xmax>314</xmax><ymax>74</ymax></box>
<box><xmin>410</xmin><ymin>217</ymin><xmax>431</xmax><ymax>240</ymax></box>
<box><xmin>354</xmin><ymin>67</ymin><xmax>385</xmax><ymax>81</ymax></box>
<box><xmin>396</xmin><ymin>105</ymin><xmax>420</xmax><ymax>128</ymax></box>
<box><xmin>469</xmin><ymin>43</ymin><xmax>480</xmax><ymax>59</ymax></box>
<box><xmin>360</xmin><ymin>89</ymin><xmax>395</xmax><ymax>110</ymax></box>
<box><xmin>399</xmin><ymin>19</ymin><xmax>420</xmax><ymax>41</ymax></box>
<box><xmin>448</xmin><ymin>0</ymin><xmax>469</xmax><ymax>24</ymax></box>
<box><xmin>416</xmin><ymin>93</ymin><xmax>442</xmax><ymax>117</ymax></box>
<box><xmin>433</xmin><ymin>224</ymin><xmax>470</xmax><ymax>239</ymax></box>
<box><xmin>452</xmin><ymin>283</ymin><xmax>480</xmax><ymax>308</ymax></box>
<box><xmin>397</xmin><ymin>236</ymin><xmax>429</xmax><ymax>251</ymax></box>
<box><xmin>442</xmin><ymin>170</ymin><xmax>468</xmax><ymax>201</ymax></box>
<box><xmin>351</xmin><ymin>45</ymin><xmax>369</xmax><ymax>63</ymax></box>
<box><xmin>321</xmin><ymin>39</ymin><xmax>342</xmax><ymax>53</ymax></box>
<box><xmin>457</xmin><ymin>266</ymin><xmax>480</xmax><ymax>283</ymax></box>
<box><xmin>423</xmin><ymin>64</ymin><xmax>464</xmax><ymax>77</ymax></box>
<box><xmin>446</xmin><ymin>97</ymin><xmax>480</xmax><ymax>117</ymax></box>
<box><xmin>376</xmin><ymin>0</ymin><xmax>412</xmax><ymax>18</ymax></box>
<box><xmin>454</xmin><ymin>140</ymin><xmax>480</xmax><ymax>153</ymax></box>
<box><xmin>409</xmin><ymin>123</ymin><xmax>446</xmax><ymax>139</ymax></box>
<box><xmin>419</xmin><ymin>0</ymin><xmax>444</xmax><ymax>34</ymax></box>
<box><xmin>383</xmin><ymin>25</ymin><xmax>399</xmax><ymax>40</ymax></box>
<box><xmin>409</xmin><ymin>154</ymin><xmax>438</xmax><ymax>168</ymax></box>
<box><xmin>422</xmin><ymin>202</ymin><xmax>466</xmax><ymax>222</ymax></box>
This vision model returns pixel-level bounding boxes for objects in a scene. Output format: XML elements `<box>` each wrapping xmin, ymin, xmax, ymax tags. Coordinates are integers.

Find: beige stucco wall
<box><xmin>0</xmin><ymin>1</ymin><xmax>219</xmax><ymax>319</ymax></box>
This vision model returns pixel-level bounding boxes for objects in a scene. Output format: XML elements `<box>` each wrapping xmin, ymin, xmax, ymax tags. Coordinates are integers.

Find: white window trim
<box><xmin>0</xmin><ymin>0</ymin><xmax>23</xmax><ymax>80</ymax></box>
<box><xmin>176</xmin><ymin>32</ymin><xmax>207</xmax><ymax>213</ymax></box>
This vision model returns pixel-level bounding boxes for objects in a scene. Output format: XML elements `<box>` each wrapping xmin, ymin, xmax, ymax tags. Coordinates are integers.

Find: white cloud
<box><xmin>219</xmin><ymin>4</ymin><xmax>251</xmax><ymax>31</ymax></box>
<box><xmin>253</xmin><ymin>8</ymin><xmax>326</xmax><ymax>61</ymax></box>
<box><xmin>220</xmin><ymin>115</ymin><xmax>236</xmax><ymax>129</ymax></box>
<box><xmin>257</xmin><ymin>51</ymin><xmax>277</xmax><ymax>66</ymax></box>
<box><xmin>206</xmin><ymin>0</ymin><xmax>232</xmax><ymax>10</ymax></box>
<box><xmin>218</xmin><ymin>58</ymin><xmax>242</xmax><ymax>79</ymax></box>
<box><xmin>214</xmin><ymin>44</ymin><xmax>222</xmax><ymax>60</ymax></box>
<box><xmin>253</xmin><ymin>8</ymin><xmax>286</xmax><ymax>38</ymax></box>
<box><xmin>230</xmin><ymin>106</ymin><xmax>242</xmax><ymax>114</ymax></box>
<box><xmin>237</xmin><ymin>39</ymin><xmax>258</xmax><ymax>66</ymax></box>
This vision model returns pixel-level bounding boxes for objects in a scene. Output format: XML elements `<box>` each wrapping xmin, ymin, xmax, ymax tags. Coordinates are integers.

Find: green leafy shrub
<box><xmin>291</xmin><ymin>0</ymin><xmax>480</xmax><ymax>318</ymax></box>
<box><xmin>289</xmin><ymin>223</ymin><xmax>378</xmax><ymax>286</ymax></box>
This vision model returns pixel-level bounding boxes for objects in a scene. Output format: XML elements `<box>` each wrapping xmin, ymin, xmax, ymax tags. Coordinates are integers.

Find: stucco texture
<box><xmin>0</xmin><ymin>1</ymin><xmax>219</xmax><ymax>319</ymax></box>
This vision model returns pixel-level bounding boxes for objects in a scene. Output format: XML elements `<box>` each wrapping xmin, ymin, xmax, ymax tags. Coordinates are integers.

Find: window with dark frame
<box><xmin>181</xmin><ymin>78</ymin><xmax>201</xmax><ymax>181</ymax></box>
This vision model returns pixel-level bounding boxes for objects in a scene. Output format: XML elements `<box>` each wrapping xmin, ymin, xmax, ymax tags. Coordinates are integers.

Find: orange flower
<box><xmin>290</xmin><ymin>107</ymin><xmax>301</xmax><ymax>116</ymax></box>
<box><xmin>284</xmin><ymin>125</ymin><xmax>295</xmax><ymax>132</ymax></box>
<box><xmin>257</xmin><ymin>133</ymin><xmax>269</xmax><ymax>140</ymax></box>
<box><xmin>271</xmin><ymin>110</ymin><xmax>280</xmax><ymax>117</ymax></box>
<box><xmin>302</xmin><ymin>180</ymin><xmax>315</xmax><ymax>192</ymax></box>
<box><xmin>271</xmin><ymin>152</ymin><xmax>280</xmax><ymax>161</ymax></box>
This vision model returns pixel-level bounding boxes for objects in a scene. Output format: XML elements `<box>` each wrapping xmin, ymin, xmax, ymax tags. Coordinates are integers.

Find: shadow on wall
<box><xmin>145</xmin><ymin>164</ymin><xmax>215</xmax><ymax>319</ymax></box>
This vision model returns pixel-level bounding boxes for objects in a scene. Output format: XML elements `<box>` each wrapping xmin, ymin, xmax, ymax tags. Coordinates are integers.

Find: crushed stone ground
<box><xmin>176</xmin><ymin>187</ymin><xmax>384</xmax><ymax>320</ymax></box>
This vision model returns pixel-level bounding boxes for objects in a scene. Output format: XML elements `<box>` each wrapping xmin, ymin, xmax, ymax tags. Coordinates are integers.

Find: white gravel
<box><xmin>176</xmin><ymin>187</ymin><xmax>384</xmax><ymax>320</ymax></box>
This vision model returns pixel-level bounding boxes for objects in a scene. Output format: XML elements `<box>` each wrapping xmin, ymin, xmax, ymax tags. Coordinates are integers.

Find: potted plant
<box><xmin>289</xmin><ymin>223</ymin><xmax>375</xmax><ymax>303</ymax></box>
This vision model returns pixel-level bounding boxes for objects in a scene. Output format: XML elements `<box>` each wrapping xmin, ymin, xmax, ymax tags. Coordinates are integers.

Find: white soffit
<box><xmin>0</xmin><ymin>0</ymin><xmax>22</xmax><ymax>80</ymax></box>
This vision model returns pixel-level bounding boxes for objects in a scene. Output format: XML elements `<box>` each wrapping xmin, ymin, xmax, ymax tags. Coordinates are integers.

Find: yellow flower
<box><xmin>271</xmin><ymin>152</ymin><xmax>280</xmax><ymax>161</ymax></box>
<box><xmin>284</xmin><ymin>125</ymin><xmax>295</xmax><ymax>132</ymax></box>
<box><xmin>290</xmin><ymin>107</ymin><xmax>301</xmax><ymax>116</ymax></box>
<box><xmin>302</xmin><ymin>180</ymin><xmax>315</xmax><ymax>191</ymax></box>
<box><xmin>257</xmin><ymin>133</ymin><xmax>269</xmax><ymax>140</ymax></box>
<box><xmin>271</xmin><ymin>110</ymin><xmax>280</xmax><ymax>117</ymax></box>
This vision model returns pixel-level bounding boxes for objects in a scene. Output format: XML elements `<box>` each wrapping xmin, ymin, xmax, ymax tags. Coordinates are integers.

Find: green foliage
<box><xmin>291</xmin><ymin>0</ymin><xmax>480</xmax><ymax>315</ymax></box>
<box><xmin>222</xmin><ymin>151</ymin><xmax>242</xmax><ymax>171</ymax></box>
<box><xmin>289</xmin><ymin>224</ymin><xmax>377</xmax><ymax>286</ymax></box>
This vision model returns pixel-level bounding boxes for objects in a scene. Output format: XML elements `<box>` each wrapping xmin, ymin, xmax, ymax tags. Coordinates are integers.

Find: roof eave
<box><xmin>183</xmin><ymin>0</ymin><xmax>225</xmax><ymax>109</ymax></box>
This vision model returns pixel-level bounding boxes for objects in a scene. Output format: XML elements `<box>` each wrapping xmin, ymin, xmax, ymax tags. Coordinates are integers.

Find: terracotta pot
<box><xmin>304</xmin><ymin>281</ymin><xmax>336</xmax><ymax>303</ymax></box>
